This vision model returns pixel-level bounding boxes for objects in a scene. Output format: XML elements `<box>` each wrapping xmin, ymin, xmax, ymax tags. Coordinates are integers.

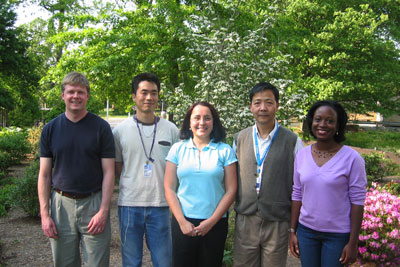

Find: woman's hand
<box><xmin>340</xmin><ymin>242</ymin><xmax>357</xmax><ymax>265</ymax></box>
<box><xmin>179</xmin><ymin>219</ymin><xmax>196</xmax><ymax>236</ymax></box>
<box><xmin>289</xmin><ymin>232</ymin><xmax>300</xmax><ymax>258</ymax></box>
<box><xmin>194</xmin><ymin>218</ymin><xmax>215</xmax><ymax>237</ymax></box>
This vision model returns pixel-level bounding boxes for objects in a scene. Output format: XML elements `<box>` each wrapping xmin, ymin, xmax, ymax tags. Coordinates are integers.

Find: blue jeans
<box><xmin>118</xmin><ymin>206</ymin><xmax>172</xmax><ymax>267</ymax></box>
<box><xmin>297</xmin><ymin>223</ymin><xmax>350</xmax><ymax>267</ymax></box>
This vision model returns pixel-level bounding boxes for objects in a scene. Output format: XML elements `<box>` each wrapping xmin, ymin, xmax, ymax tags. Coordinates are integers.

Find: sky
<box><xmin>15</xmin><ymin>3</ymin><xmax>51</xmax><ymax>26</ymax></box>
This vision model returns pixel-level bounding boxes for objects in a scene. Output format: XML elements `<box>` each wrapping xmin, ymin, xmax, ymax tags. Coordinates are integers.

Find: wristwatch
<box><xmin>288</xmin><ymin>228</ymin><xmax>296</xmax><ymax>233</ymax></box>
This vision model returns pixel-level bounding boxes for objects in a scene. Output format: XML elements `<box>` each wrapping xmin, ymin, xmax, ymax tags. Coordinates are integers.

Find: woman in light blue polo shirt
<box><xmin>164</xmin><ymin>101</ymin><xmax>237</xmax><ymax>267</ymax></box>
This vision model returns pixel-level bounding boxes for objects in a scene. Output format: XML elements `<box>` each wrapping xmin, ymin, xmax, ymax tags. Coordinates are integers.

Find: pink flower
<box><xmin>371</xmin><ymin>254</ymin><xmax>380</xmax><ymax>260</ymax></box>
<box><xmin>358</xmin><ymin>184</ymin><xmax>400</xmax><ymax>265</ymax></box>
<box><xmin>388</xmin><ymin>243</ymin><xmax>397</xmax><ymax>251</ymax></box>
<box><xmin>369</xmin><ymin>241</ymin><xmax>381</xmax><ymax>248</ymax></box>
<box><xmin>372</xmin><ymin>231</ymin><xmax>380</xmax><ymax>239</ymax></box>
<box><xmin>358</xmin><ymin>246</ymin><xmax>367</xmax><ymax>254</ymax></box>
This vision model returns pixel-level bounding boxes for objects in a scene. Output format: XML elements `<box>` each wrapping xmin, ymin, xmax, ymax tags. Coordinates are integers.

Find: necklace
<box><xmin>312</xmin><ymin>149</ymin><xmax>336</xmax><ymax>159</ymax></box>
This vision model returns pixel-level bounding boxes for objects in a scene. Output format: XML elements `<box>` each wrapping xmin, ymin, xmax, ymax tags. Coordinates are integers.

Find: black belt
<box><xmin>54</xmin><ymin>189</ymin><xmax>100</xmax><ymax>199</ymax></box>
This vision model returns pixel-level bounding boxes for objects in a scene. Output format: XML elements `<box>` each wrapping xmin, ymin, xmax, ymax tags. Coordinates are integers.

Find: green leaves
<box><xmin>19</xmin><ymin>0</ymin><xmax>399</xmax><ymax>129</ymax></box>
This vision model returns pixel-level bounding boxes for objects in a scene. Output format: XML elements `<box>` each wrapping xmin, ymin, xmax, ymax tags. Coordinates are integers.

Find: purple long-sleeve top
<box><xmin>292</xmin><ymin>145</ymin><xmax>367</xmax><ymax>233</ymax></box>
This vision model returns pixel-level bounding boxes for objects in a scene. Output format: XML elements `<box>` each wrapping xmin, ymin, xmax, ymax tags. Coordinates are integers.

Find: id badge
<box><xmin>256</xmin><ymin>165</ymin><xmax>262</xmax><ymax>194</ymax></box>
<box><xmin>144</xmin><ymin>163</ymin><xmax>152</xmax><ymax>178</ymax></box>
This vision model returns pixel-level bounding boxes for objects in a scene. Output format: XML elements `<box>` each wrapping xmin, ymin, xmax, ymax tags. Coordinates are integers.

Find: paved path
<box><xmin>105</xmin><ymin>117</ymin><xmax>127</xmax><ymax>128</ymax></box>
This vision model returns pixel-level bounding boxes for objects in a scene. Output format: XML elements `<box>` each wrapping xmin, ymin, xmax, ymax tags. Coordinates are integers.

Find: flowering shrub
<box><xmin>358</xmin><ymin>183</ymin><xmax>400</xmax><ymax>265</ymax></box>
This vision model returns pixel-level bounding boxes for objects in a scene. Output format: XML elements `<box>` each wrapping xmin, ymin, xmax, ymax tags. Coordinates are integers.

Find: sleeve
<box><xmin>39</xmin><ymin>124</ymin><xmax>52</xmax><ymax>158</ymax></box>
<box><xmin>348</xmin><ymin>151</ymin><xmax>367</xmax><ymax>205</ymax></box>
<box><xmin>222</xmin><ymin>143</ymin><xmax>238</xmax><ymax>167</ymax></box>
<box><xmin>100</xmin><ymin>122</ymin><xmax>115</xmax><ymax>158</ymax></box>
<box><xmin>172</xmin><ymin>125</ymin><xmax>180</xmax><ymax>145</ymax></box>
<box><xmin>112</xmin><ymin>127</ymin><xmax>123</xmax><ymax>162</ymax></box>
<box><xmin>293</xmin><ymin>136</ymin><xmax>304</xmax><ymax>156</ymax></box>
<box><xmin>232</xmin><ymin>132</ymin><xmax>239</xmax><ymax>153</ymax></box>
<box><xmin>291</xmin><ymin>152</ymin><xmax>303</xmax><ymax>201</ymax></box>
<box><xmin>165</xmin><ymin>142</ymin><xmax>180</xmax><ymax>165</ymax></box>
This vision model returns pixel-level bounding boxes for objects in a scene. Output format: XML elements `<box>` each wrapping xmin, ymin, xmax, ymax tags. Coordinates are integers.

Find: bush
<box><xmin>13</xmin><ymin>159</ymin><xmax>40</xmax><ymax>217</ymax></box>
<box><xmin>383</xmin><ymin>181</ymin><xmax>400</xmax><ymax>196</ymax></box>
<box><xmin>0</xmin><ymin>183</ymin><xmax>16</xmax><ymax>217</ymax></box>
<box><xmin>223</xmin><ymin>211</ymin><xmax>236</xmax><ymax>267</ymax></box>
<box><xmin>0</xmin><ymin>151</ymin><xmax>12</xmax><ymax>175</ymax></box>
<box><xmin>362</xmin><ymin>152</ymin><xmax>398</xmax><ymax>184</ymax></box>
<box><xmin>358</xmin><ymin>183</ymin><xmax>400</xmax><ymax>265</ymax></box>
<box><xmin>0</xmin><ymin>127</ymin><xmax>31</xmax><ymax>166</ymax></box>
<box><xmin>27</xmin><ymin>123</ymin><xmax>43</xmax><ymax>156</ymax></box>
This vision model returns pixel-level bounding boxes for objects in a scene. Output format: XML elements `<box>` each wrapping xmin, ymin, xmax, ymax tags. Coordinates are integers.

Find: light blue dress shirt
<box><xmin>166</xmin><ymin>138</ymin><xmax>237</xmax><ymax>219</ymax></box>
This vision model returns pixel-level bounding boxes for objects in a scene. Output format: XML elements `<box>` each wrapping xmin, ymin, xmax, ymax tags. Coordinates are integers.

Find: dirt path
<box><xmin>0</xmin><ymin>187</ymin><xmax>153</xmax><ymax>267</ymax></box>
<box><xmin>0</xmin><ymin>186</ymin><xmax>300</xmax><ymax>266</ymax></box>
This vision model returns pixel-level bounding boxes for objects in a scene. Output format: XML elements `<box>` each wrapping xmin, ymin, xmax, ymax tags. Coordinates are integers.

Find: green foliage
<box><xmin>21</xmin><ymin>0</ymin><xmax>400</xmax><ymax>129</ymax></box>
<box><xmin>0</xmin><ymin>0</ymin><xmax>41</xmax><ymax>126</ymax></box>
<box><xmin>0</xmin><ymin>183</ymin><xmax>16</xmax><ymax>217</ymax></box>
<box><xmin>223</xmin><ymin>210</ymin><xmax>236</xmax><ymax>267</ymax></box>
<box><xmin>362</xmin><ymin>152</ymin><xmax>398</xmax><ymax>184</ymax></box>
<box><xmin>164</xmin><ymin>3</ymin><xmax>293</xmax><ymax>135</ymax></box>
<box><xmin>0</xmin><ymin>127</ymin><xmax>31</xmax><ymax>167</ymax></box>
<box><xmin>344</xmin><ymin>130</ymin><xmax>400</xmax><ymax>153</ymax></box>
<box><xmin>383</xmin><ymin>181</ymin><xmax>400</xmax><ymax>195</ymax></box>
<box><xmin>13</xmin><ymin>159</ymin><xmax>40</xmax><ymax>217</ymax></box>
<box><xmin>0</xmin><ymin>151</ymin><xmax>12</xmax><ymax>175</ymax></box>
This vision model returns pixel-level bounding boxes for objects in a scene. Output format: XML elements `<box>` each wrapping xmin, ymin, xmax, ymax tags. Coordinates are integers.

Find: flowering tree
<box><xmin>358</xmin><ymin>183</ymin><xmax>400</xmax><ymax>265</ymax></box>
<box><xmin>165</xmin><ymin>3</ymin><xmax>298</xmax><ymax>136</ymax></box>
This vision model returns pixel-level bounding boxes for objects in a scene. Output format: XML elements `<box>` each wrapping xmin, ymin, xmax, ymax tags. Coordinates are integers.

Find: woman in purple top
<box><xmin>289</xmin><ymin>100</ymin><xmax>367</xmax><ymax>267</ymax></box>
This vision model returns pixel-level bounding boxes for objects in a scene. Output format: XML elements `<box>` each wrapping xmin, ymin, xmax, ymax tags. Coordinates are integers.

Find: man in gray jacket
<box><xmin>233</xmin><ymin>82</ymin><xmax>303</xmax><ymax>267</ymax></box>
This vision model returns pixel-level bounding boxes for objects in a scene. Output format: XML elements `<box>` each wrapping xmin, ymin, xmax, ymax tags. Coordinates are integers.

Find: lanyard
<box><xmin>254</xmin><ymin>124</ymin><xmax>280</xmax><ymax>194</ymax></box>
<box><xmin>134</xmin><ymin>116</ymin><xmax>157</xmax><ymax>164</ymax></box>
<box><xmin>254</xmin><ymin>124</ymin><xmax>280</xmax><ymax>167</ymax></box>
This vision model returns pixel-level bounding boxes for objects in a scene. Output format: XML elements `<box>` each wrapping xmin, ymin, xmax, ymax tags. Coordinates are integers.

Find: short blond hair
<box><xmin>61</xmin><ymin>72</ymin><xmax>90</xmax><ymax>93</ymax></box>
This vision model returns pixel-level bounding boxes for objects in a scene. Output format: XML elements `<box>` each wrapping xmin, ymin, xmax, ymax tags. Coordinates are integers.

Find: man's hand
<box><xmin>41</xmin><ymin>215</ymin><xmax>58</xmax><ymax>239</ymax></box>
<box><xmin>87</xmin><ymin>209</ymin><xmax>108</xmax><ymax>235</ymax></box>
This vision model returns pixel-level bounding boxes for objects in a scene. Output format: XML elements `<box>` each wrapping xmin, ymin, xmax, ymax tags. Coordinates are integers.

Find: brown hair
<box><xmin>61</xmin><ymin>72</ymin><xmax>90</xmax><ymax>93</ymax></box>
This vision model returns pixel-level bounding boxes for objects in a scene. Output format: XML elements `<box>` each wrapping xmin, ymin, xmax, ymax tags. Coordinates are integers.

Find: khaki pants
<box><xmin>233</xmin><ymin>213</ymin><xmax>289</xmax><ymax>267</ymax></box>
<box><xmin>50</xmin><ymin>191</ymin><xmax>111</xmax><ymax>267</ymax></box>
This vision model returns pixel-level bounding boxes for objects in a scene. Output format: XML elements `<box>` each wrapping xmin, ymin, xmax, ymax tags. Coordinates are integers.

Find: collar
<box><xmin>253</xmin><ymin>119</ymin><xmax>279</xmax><ymax>141</ymax></box>
<box><xmin>133</xmin><ymin>116</ymin><xmax>160</xmax><ymax>126</ymax></box>
<box><xmin>185</xmin><ymin>138</ymin><xmax>218</xmax><ymax>150</ymax></box>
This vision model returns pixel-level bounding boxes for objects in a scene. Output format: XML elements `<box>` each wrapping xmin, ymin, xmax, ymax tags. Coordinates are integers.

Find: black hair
<box><xmin>306</xmin><ymin>100</ymin><xmax>348</xmax><ymax>143</ymax></box>
<box><xmin>249</xmin><ymin>82</ymin><xmax>279</xmax><ymax>103</ymax></box>
<box><xmin>131</xmin><ymin>73</ymin><xmax>160</xmax><ymax>94</ymax></box>
<box><xmin>180</xmin><ymin>101</ymin><xmax>226</xmax><ymax>142</ymax></box>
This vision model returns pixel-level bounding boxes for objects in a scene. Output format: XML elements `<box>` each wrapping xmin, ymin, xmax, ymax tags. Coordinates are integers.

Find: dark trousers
<box><xmin>171</xmin><ymin>215</ymin><xmax>228</xmax><ymax>267</ymax></box>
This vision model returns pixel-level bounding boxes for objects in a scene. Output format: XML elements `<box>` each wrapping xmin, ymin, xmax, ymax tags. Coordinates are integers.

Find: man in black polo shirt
<box><xmin>38</xmin><ymin>72</ymin><xmax>115</xmax><ymax>266</ymax></box>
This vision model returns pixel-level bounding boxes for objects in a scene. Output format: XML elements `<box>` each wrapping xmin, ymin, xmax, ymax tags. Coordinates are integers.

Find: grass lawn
<box><xmin>343</xmin><ymin>129</ymin><xmax>400</xmax><ymax>154</ymax></box>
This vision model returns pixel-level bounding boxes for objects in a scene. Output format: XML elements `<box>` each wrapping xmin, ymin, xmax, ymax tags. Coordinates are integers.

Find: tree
<box><xmin>164</xmin><ymin>2</ymin><xmax>294</xmax><ymax>135</ymax></box>
<box><xmin>277</xmin><ymin>0</ymin><xmax>400</xmax><ymax>116</ymax></box>
<box><xmin>0</xmin><ymin>0</ymin><xmax>40</xmax><ymax>126</ymax></box>
<box><xmin>40</xmin><ymin>0</ymin><xmax>196</xmax><ymax>116</ymax></box>
<box><xmin>35</xmin><ymin>0</ymin><xmax>400</xmax><ymax>128</ymax></box>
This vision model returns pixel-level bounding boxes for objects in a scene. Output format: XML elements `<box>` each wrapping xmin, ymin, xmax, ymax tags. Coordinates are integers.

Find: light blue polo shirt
<box><xmin>166</xmin><ymin>138</ymin><xmax>237</xmax><ymax>219</ymax></box>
